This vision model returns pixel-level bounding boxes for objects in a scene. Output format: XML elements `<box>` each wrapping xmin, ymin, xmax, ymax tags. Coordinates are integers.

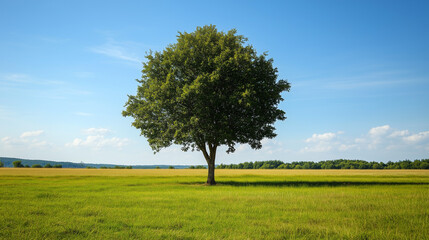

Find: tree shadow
<box><xmin>215</xmin><ymin>181</ymin><xmax>429</xmax><ymax>187</ymax></box>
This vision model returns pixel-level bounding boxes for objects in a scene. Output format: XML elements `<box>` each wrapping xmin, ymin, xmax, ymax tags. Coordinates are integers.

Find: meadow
<box><xmin>0</xmin><ymin>169</ymin><xmax>428</xmax><ymax>239</ymax></box>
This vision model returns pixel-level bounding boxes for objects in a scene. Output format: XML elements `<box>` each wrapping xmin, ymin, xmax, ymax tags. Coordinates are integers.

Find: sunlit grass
<box><xmin>0</xmin><ymin>169</ymin><xmax>428</xmax><ymax>239</ymax></box>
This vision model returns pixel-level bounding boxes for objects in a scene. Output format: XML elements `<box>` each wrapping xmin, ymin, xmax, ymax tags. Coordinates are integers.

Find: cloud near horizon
<box><xmin>66</xmin><ymin>128</ymin><xmax>129</xmax><ymax>150</ymax></box>
<box><xmin>301</xmin><ymin>125</ymin><xmax>429</xmax><ymax>154</ymax></box>
<box><xmin>1</xmin><ymin>130</ymin><xmax>48</xmax><ymax>148</ymax></box>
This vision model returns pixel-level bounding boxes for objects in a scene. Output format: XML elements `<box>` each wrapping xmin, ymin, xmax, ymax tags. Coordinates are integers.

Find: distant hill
<box><xmin>0</xmin><ymin>157</ymin><xmax>192</xmax><ymax>169</ymax></box>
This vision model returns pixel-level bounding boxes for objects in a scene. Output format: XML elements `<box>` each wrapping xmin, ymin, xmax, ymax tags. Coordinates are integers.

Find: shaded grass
<box><xmin>0</xmin><ymin>169</ymin><xmax>428</xmax><ymax>239</ymax></box>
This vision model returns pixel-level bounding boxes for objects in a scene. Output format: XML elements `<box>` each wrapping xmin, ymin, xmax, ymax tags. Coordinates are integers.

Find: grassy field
<box><xmin>0</xmin><ymin>169</ymin><xmax>428</xmax><ymax>239</ymax></box>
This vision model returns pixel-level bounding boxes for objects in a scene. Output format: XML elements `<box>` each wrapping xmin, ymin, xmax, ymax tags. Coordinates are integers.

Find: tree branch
<box><xmin>199</xmin><ymin>142</ymin><xmax>211</xmax><ymax>164</ymax></box>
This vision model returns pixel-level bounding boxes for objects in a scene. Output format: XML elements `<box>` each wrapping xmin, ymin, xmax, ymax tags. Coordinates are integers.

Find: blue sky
<box><xmin>1</xmin><ymin>0</ymin><xmax>428</xmax><ymax>165</ymax></box>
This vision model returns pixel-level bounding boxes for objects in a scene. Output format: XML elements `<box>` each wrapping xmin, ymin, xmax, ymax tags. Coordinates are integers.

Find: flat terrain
<box><xmin>0</xmin><ymin>169</ymin><xmax>428</xmax><ymax>239</ymax></box>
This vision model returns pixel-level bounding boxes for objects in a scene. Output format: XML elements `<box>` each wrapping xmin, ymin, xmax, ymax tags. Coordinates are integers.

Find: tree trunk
<box><xmin>206</xmin><ymin>161</ymin><xmax>216</xmax><ymax>185</ymax></box>
<box><xmin>200</xmin><ymin>142</ymin><xmax>217</xmax><ymax>185</ymax></box>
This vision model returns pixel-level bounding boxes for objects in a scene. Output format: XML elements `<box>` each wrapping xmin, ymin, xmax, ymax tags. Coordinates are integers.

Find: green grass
<box><xmin>0</xmin><ymin>169</ymin><xmax>428</xmax><ymax>239</ymax></box>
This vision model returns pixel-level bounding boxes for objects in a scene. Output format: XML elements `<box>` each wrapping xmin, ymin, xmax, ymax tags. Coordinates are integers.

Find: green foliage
<box><xmin>216</xmin><ymin>159</ymin><xmax>429</xmax><ymax>169</ymax></box>
<box><xmin>155</xmin><ymin>166</ymin><xmax>161</xmax><ymax>169</ymax></box>
<box><xmin>44</xmin><ymin>164</ymin><xmax>52</xmax><ymax>168</ymax></box>
<box><xmin>168</xmin><ymin>166</ymin><xmax>175</xmax><ymax>169</ymax></box>
<box><xmin>12</xmin><ymin>161</ymin><xmax>24</xmax><ymax>168</ymax></box>
<box><xmin>99</xmin><ymin>166</ymin><xmax>132</xmax><ymax>169</ymax></box>
<box><xmin>188</xmin><ymin>165</ymin><xmax>207</xmax><ymax>169</ymax></box>
<box><xmin>0</xmin><ymin>161</ymin><xmax>3</xmax><ymax>167</ymax></box>
<box><xmin>32</xmin><ymin>164</ymin><xmax>42</xmax><ymax>168</ymax></box>
<box><xmin>123</xmin><ymin>25</ymin><xmax>290</xmax><ymax>184</ymax></box>
<box><xmin>53</xmin><ymin>164</ymin><xmax>62</xmax><ymax>168</ymax></box>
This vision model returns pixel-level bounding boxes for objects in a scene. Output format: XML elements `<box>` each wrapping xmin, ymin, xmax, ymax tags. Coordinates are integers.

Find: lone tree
<box><xmin>123</xmin><ymin>25</ymin><xmax>290</xmax><ymax>185</ymax></box>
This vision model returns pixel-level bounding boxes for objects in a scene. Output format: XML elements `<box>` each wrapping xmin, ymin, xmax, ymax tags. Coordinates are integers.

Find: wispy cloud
<box><xmin>305</xmin><ymin>132</ymin><xmax>337</xmax><ymax>143</ymax></box>
<box><xmin>66</xmin><ymin>128</ymin><xmax>129</xmax><ymax>150</ymax></box>
<box><xmin>1</xmin><ymin>73</ymin><xmax>65</xmax><ymax>85</ymax></box>
<box><xmin>389</xmin><ymin>130</ymin><xmax>409</xmax><ymax>138</ymax></box>
<box><xmin>2</xmin><ymin>73</ymin><xmax>30</xmax><ymax>83</ymax></box>
<box><xmin>294</xmin><ymin>70</ymin><xmax>416</xmax><ymax>90</ymax></box>
<box><xmin>301</xmin><ymin>125</ymin><xmax>429</xmax><ymax>154</ymax></box>
<box><xmin>302</xmin><ymin>131</ymin><xmax>345</xmax><ymax>153</ymax></box>
<box><xmin>90</xmin><ymin>40</ymin><xmax>142</xmax><ymax>63</ymax></box>
<box><xmin>67</xmin><ymin>135</ymin><xmax>129</xmax><ymax>149</ymax></box>
<box><xmin>20</xmin><ymin>130</ymin><xmax>44</xmax><ymax>138</ymax></box>
<box><xmin>2</xmin><ymin>130</ymin><xmax>49</xmax><ymax>148</ymax></box>
<box><xmin>84</xmin><ymin>128</ymin><xmax>111</xmax><ymax>135</ymax></box>
<box><xmin>326</xmin><ymin>79</ymin><xmax>407</xmax><ymax>89</ymax></box>
<box><xmin>0</xmin><ymin>73</ymin><xmax>92</xmax><ymax>99</ymax></box>
<box><xmin>403</xmin><ymin>131</ymin><xmax>429</xmax><ymax>143</ymax></box>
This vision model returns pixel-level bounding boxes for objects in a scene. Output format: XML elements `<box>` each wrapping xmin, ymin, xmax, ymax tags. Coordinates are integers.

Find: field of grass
<box><xmin>0</xmin><ymin>169</ymin><xmax>428</xmax><ymax>239</ymax></box>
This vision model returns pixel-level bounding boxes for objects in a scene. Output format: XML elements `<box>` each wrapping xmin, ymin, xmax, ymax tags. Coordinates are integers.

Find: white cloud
<box><xmin>305</xmin><ymin>132</ymin><xmax>336</xmax><ymax>143</ymax></box>
<box><xmin>338</xmin><ymin>144</ymin><xmax>357</xmax><ymax>151</ymax></box>
<box><xmin>84</xmin><ymin>128</ymin><xmax>111</xmax><ymax>135</ymax></box>
<box><xmin>403</xmin><ymin>131</ymin><xmax>429</xmax><ymax>143</ymax></box>
<box><xmin>369</xmin><ymin>125</ymin><xmax>391</xmax><ymax>137</ymax></box>
<box><xmin>1</xmin><ymin>136</ymin><xmax>14</xmax><ymax>144</ymax></box>
<box><xmin>2</xmin><ymin>131</ymin><xmax>49</xmax><ymax>148</ymax></box>
<box><xmin>302</xmin><ymin>132</ymin><xmax>341</xmax><ymax>153</ymax></box>
<box><xmin>66</xmin><ymin>128</ymin><xmax>129</xmax><ymax>150</ymax></box>
<box><xmin>67</xmin><ymin>135</ymin><xmax>128</xmax><ymax>149</ymax></box>
<box><xmin>232</xmin><ymin>138</ymin><xmax>287</xmax><ymax>155</ymax></box>
<box><xmin>366</xmin><ymin>125</ymin><xmax>392</xmax><ymax>149</ymax></box>
<box><xmin>389</xmin><ymin>130</ymin><xmax>409</xmax><ymax>138</ymax></box>
<box><xmin>20</xmin><ymin>130</ymin><xmax>44</xmax><ymax>138</ymax></box>
<box><xmin>235</xmin><ymin>144</ymin><xmax>248</xmax><ymax>152</ymax></box>
<box><xmin>302</xmin><ymin>145</ymin><xmax>332</xmax><ymax>153</ymax></box>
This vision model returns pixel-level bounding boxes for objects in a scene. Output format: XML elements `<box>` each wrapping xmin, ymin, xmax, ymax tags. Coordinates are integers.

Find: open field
<box><xmin>1</xmin><ymin>169</ymin><xmax>428</xmax><ymax>239</ymax></box>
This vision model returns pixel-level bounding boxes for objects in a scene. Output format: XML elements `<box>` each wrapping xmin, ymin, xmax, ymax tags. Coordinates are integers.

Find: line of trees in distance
<box><xmin>99</xmin><ymin>166</ymin><xmax>133</xmax><ymax>169</ymax></box>
<box><xmin>2</xmin><ymin>159</ymin><xmax>428</xmax><ymax>170</ymax></box>
<box><xmin>216</xmin><ymin>159</ymin><xmax>429</xmax><ymax>170</ymax></box>
<box><xmin>7</xmin><ymin>161</ymin><xmax>63</xmax><ymax>168</ymax></box>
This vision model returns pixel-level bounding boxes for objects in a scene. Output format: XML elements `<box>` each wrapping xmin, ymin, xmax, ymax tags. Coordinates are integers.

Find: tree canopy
<box><xmin>123</xmin><ymin>25</ymin><xmax>290</xmax><ymax>184</ymax></box>
<box><xmin>12</xmin><ymin>161</ymin><xmax>24</xmax><ymax>168</ymax></box>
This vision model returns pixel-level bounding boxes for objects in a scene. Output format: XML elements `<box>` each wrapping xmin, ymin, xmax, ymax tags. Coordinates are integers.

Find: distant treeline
<box><xmin>1</xmin><ymin>158</ymin><xmax>428</xmax><ymax>170</ymax></box>
<box><xmin>4</xmin><ymin>160</ymin><xmax>63</xmax><ymax>168</ymax></box>
<box><xmin>188</xmin><ymin>165</ymin><xmax>207</xmax><ymax>169</ymax></box>
<box><xmin>0</xmin><ymin>157</ymin><xmax>191</xmax><ymax>169</ymax></box>
<box><xmin>99</xmin><ymin>166</ymin><xmax>133</xmax><ymax>169</ymax></box>
<box><xmin>216</xmin><ymin>159</ymin><xmax>429</xmax><ymax>169</ymax></box>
